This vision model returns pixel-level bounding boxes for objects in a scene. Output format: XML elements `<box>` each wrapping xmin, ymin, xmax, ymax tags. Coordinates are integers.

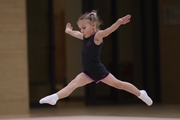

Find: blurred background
<box><xmin>0</xmin><ymin>0</ymin><xmax>180</xmax><ymax>116</ymax></box>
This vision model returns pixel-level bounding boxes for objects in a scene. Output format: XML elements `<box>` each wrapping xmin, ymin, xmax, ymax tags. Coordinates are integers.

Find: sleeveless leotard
<box><xmin>82</xmin><ymin>33</ymin><xmax>109</xmax><ymax>83</ymax></box>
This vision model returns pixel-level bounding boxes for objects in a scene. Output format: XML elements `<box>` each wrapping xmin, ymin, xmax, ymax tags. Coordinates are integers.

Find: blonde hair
<box><xmin>77</xmin><ymin>10</ymin><xmax>102</xmax><ymax>29</ymax></box>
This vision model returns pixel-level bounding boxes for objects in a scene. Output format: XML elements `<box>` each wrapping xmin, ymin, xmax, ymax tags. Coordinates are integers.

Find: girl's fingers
<box><xmin>66</xmin><ymin>23</ymin><xmax>71</xmax><ymax>27</ymax></box>
<box><xmin>125</xmin><ymin>14</ymin><xmax>131</xmax><ymax>20</ymax></box>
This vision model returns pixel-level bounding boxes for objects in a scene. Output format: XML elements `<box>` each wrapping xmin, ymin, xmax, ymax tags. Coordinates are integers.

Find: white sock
<box><xmin>39</xmin><ymin>94</ymin><xmax>59</xmax><ymax>105</ymax></box>
<box><xmin>138</xmin><ymin>90</ymin><xmax>153</xmax><ymax>106</ymax></box>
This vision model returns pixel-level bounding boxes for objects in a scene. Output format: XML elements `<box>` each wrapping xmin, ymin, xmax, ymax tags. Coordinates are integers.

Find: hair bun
<box><xmin>90</xmin><ymin>12</ymin><xmax>97</xmax><ymax>16</ymax></box>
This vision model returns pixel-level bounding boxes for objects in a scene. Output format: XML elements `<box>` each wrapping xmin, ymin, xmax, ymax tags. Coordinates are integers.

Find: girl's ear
<box><xmin>92</xmin><ymin>22</ymin><xmax>97</xmax><ymax>28</ymax></box>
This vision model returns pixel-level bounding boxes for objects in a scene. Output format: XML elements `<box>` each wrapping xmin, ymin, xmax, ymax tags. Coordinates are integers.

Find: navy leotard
<box><xmin>82</xmin><ymin>33</ymin><xmax>109</xmax><ymax>83</ymax></box>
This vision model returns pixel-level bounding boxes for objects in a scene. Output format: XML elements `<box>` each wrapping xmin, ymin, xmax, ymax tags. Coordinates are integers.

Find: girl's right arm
<box><xmin>65</xmin><ymin>23</ymin><xmax>83</xmax><ymax>40</ymax></box>
<box><xmin>95</xmin><ymin>14</ymin><xmax>131</xmax><ymax>40</ymax></box>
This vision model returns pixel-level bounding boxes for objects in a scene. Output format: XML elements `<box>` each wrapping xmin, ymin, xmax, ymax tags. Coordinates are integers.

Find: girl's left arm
<box><xmin>96</xmin><ymin>14</ymin><xmax>131</xmax><ymax>39</ymax></box>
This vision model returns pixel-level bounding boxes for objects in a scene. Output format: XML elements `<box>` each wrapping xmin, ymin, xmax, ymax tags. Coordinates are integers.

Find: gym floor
<box><xmin>1</xmin><ymin>101</ymin><xmax>180</xmax><ymax>120</ymax></box>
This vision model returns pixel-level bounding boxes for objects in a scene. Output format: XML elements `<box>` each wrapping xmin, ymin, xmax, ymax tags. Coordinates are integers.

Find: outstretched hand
<box><xmin>118</xmin><ymin>14</ymin><xmax>131</xmax><ymax>25</ymax></box>
<box><xmin>65</xmin><ymin>23</ymin><xmax>73</xmax><ymax>33</ymax></box>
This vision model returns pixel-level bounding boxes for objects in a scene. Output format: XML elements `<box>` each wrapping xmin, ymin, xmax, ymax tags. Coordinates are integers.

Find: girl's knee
<box><xmin>69</xmin><ymin>79</ymin><xmax>83</xmax><ymax>88</ymax></box>
<box><xmin>68</xmin><ymin>79</ymin><xmax>78</xmax><ymax>89</ymax></box>
<box><xmin>114</xmin><ymin>81</ymin><xmax>124</xmax><ymax>89</ymax></box>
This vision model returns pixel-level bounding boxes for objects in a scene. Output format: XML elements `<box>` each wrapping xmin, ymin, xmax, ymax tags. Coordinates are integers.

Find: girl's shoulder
<box><xmin>94</xmin><ymin>30</ymin><xmax>103</xmax><ymax>45</ymax></box>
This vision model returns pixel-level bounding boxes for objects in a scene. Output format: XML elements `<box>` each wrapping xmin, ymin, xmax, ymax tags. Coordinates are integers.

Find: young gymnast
<box><xmin>39</xmin><ymin>10</ymin><xmax>153</xmax><ymax>106</ymax></box>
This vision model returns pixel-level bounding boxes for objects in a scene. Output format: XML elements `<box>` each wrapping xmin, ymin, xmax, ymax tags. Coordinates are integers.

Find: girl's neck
<box><xmin>91</xmin><ymin>29</ymin><xmax>98</xmax><ymax>35</ymax></box>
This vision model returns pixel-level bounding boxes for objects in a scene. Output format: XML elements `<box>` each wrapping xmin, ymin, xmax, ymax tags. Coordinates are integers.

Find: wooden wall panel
<box><xmin>159</xmin><ymin>0</ymin><xmax>180</xmax><ymax>103</ymax></box>
<box><xmin>0</xmin><ymin>0</ymin><xmax>29</xmax><ymax>114</ymax></box>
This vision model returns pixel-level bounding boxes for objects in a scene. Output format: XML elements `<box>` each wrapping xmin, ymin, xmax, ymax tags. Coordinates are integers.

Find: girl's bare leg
<box><xmin>39</xmin><ymin>73</ymin><xmax>92</xmax><ymax>105</ymax></box>
<box><xmin>101</xmin><ymin>73</ymin><xmax>153</xmax><ymax>106</ymax></box>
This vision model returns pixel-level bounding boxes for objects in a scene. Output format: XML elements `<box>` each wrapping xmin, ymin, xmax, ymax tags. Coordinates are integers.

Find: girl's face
<box><xmin>77</xmin><ymin>19</ymin><xmax>96</xmax><ymax>38</ymax></box>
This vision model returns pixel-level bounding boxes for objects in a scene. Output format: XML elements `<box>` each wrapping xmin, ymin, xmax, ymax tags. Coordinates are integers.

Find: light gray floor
<box><xmin>1</xmin><ymin>102</ymin><xmax>180</xmax><ymax>120</ymax></box>
<box><xmin>5</xmin><ymin>116</ymin><xmax>180</xmax><ymax>120</ymax></box>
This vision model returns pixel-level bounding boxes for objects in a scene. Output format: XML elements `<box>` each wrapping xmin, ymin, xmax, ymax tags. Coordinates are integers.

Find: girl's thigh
<box><xmin>72</xmin><ymin>72</ymin><xmax>94</xmax><ymax>87</ymax></box>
